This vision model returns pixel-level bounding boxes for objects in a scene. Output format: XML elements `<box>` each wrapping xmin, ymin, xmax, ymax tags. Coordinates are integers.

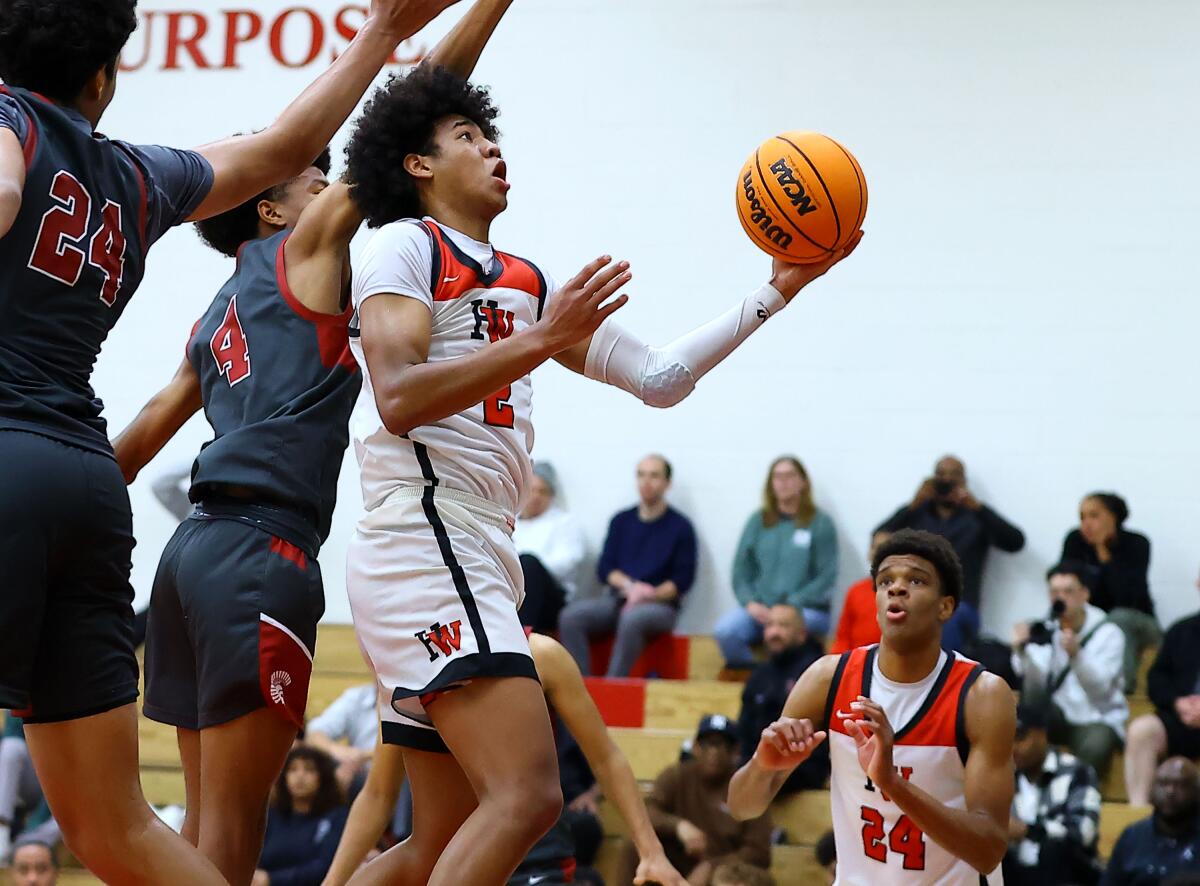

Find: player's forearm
<box><xmin>424</xmin><ymin>0</ymin><xmax>513</xmax><ymax>79</ymax></box>
<box><xmin>584</xmin><ymin>283</ymin><xmax>786</xmax><ymax>408</ymax></box>
<box><xmin>191</xmin><ymin>16</ymin><xmax>410</xmax><ymax>221</ymax></box>
<box><xmin>0</xmin><ymin>130</ymin><xmax>24</xmax><ymax>239</ymax></box>
<box><xmin>654</xmin><ymin>581</ymin><xmax>679</xmax><ymax>603</ymax></box>
<box><xmin>592</xmin><ymin>747</ymin><xmax>666</xmax><ymax>860</ymax></box>
<box><xmin>112</xmin><ymin>386</ymin><xmax>201</xmax><ymax>484</ymax></box>
<box><xmin>881</xmin><ymin>774</ymin><xmax>1008</xmax><ymax>874</ymax></box>
<box><xmin>727</xmin><ymin>757</ymin><xmax>786</xmax><ymax>821</ymax></box>
<box><xmin>321</xmin><ymin>784</ymin><xmax>393</xmax><ymax>886</ymax></box>
<box><xmin>376</xmin><ymin>326</ymin><xmax>555</xmax><ymax>436</ymax></box>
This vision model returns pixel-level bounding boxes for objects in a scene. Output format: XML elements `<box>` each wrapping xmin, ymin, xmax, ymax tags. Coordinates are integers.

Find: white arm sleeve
<box><xmin>583</xmin><ymin>283</ymin><xmax>787</xmax><ymax>407</ymax></box>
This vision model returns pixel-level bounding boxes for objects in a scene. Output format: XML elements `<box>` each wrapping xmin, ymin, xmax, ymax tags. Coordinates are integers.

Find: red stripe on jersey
<box><xmin>424</xmin><ymin>221</ymin><xmax>546</xmax><ymax>302</ymax></box>
<box><xmin>0</xmin><ymin>86</ymin><xmax>38</xmax><ymax>167</ymax></box>
<box><xmin>274</xmin><ymin>236</ymin><xmax>358</xmax><ymax>372</ymax></box>
<box><xmin>828</xmin><ymin>646</ymin><xmax>978</xmax><ymax>748</ymax></box>
<box><xmin>268</xmin><ymin>535</ymin><xmax>308</xmax><ymax>571</ymax></box>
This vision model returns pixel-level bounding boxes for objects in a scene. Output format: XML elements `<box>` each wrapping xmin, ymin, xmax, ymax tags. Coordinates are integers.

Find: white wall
<box><xmin>96</xmin><ymin>0</ymin><xmax>1200</xmax><ymax>637</ymax></box>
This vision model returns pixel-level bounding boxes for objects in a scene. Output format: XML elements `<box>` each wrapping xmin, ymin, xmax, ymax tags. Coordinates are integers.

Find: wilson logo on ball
<box><xmin>740</xmin><ymin>170</ymin><xmax>795</xmax><ymax>251</ymax></box>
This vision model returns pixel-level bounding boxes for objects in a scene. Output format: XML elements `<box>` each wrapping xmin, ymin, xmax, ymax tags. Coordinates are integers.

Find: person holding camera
<box><xmin>875</xmin><ymin>455</ymin><xmax>1026</xmax><ymax>651</ymax></box>
<box><xmin>1012</xmin><ymin>561</ymin><xmax>1128</xmax><ymax>778</ymax></box>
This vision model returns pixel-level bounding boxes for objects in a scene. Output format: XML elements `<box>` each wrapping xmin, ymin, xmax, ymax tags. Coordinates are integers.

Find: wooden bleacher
<box><xmin>52</xmin><ymin>628</ymin><xmax>1158</xmax><ymax>884</ymax></box>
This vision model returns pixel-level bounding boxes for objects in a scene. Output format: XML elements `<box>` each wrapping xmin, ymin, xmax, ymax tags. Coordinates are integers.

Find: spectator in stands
<box><xmin>0</xmin><ymin>716</ymin><xmax>58</xmax><ymax>863</ymax></box>
<box><xmin>875</xmin><ymin>455</ymin><xmax>1025</xmax><ymax>651</ymax></box>
<box><xmin>1003</xmin><ymin>703</ymin><xmax>1102</xmax><ymax>886</ymax></box>
<box><xmin>736</xmin><ymin>606</ymin><xmax>828</xmax><ymax>791</ymax></box>
<box><xmin>624</xmin><ymin>715</ymin><xmax>772</xmax><ymax>886</ymax></box>
<box><xmin>559</xmin><ymin>454</ymin><xmax>698</xmax><ymax>677</ymax></box>
<box><xmin>814</xmin><ymin>830</ymin><xmax>836</xmax><ymax>884</ymax></box>
<box><xmin>305</xmin><ymin>685</ymin><xmax>377</xmax><ymax>794</ymax></box>
<box><xmin>712</xmin><ymin>860</ymin><xmax>776</xmax><ymax>886</ymax></box>
<box><xmin>255</xmin><ymin>746</ymin><xmax>348</xmax><ymax>886</ymax></box>
<box><xmin>1061</xmin><ymin>493</ymin><xmax>1161</xmax><ymax>693</ymax></box>
<box><xmin>1124</xmin><ymin>569</ymin><xmax>1200</xmax><ymax>806</ymax></box>
<box><xmin>715</xmin><ymin>456</ymin><xmax>838</xmax><ymax>666</ymax></box>
<box><xmin>8</xmin><ymin>840</ymin><xmax>57</xmax><ymax>886</ymax></box>
<box><xmin>1101</xmin><ymin>757</ymin><xmax>1200</xmax><ymax>886</ymax></box>
<box><xmin>830</xmin><ymin>531</ymin><xmax>890</xmax><ymax>654</ymax></box>
<box><xmin>1012</xmin><ymin>562</ymin><xmax>1127</xmax><ymax>778</ymax></box>
<box><xmin>514</xmin><ymin>461</ymin><xmax>588</xmax><ymax>634</ymax></box>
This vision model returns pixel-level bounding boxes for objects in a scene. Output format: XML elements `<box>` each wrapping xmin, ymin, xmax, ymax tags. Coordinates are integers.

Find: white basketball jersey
<box><xmin>349</xmin><ymin>219</ymin><xmax>553</xmax><ymax>516</ymax></box>
<box><xmin>825</xmin><ymin>645</ymin><xmax>1002</xmax><ymax>886</ymax></box>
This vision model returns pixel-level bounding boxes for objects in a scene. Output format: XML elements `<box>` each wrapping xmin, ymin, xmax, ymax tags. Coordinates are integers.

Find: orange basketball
<box><xmin>736</xmin><ymin>131</ymin><xmax>867</xmax><ymax>263</ymax></box>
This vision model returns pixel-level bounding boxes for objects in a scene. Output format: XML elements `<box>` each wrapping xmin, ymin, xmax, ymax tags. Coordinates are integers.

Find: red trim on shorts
<box><xmin>268</xmin><ymin>535</ymin><xmax>308</xmax><ymax>571</ymax></box>
<box><xmin>259</xmin><ymin>615</ymin><xmax>313</xmax><ymax>729</ymax></box>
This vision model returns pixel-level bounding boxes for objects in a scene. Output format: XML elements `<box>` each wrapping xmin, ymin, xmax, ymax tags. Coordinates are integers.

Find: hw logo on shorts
<box><xmin>415</xmin><ymin>620</ymin><xmax>464</xmax><ymax>662</ymax></box>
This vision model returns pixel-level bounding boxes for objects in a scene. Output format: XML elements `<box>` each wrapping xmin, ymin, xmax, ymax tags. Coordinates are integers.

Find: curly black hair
<box><xmin>345</xmin><ymin>64</ymin><xmax>500</xmax><ymax>228</ymax></box>
<box><xmin>195</xmin><ymin>146</ymin><xmax>331</xmax><ymax>257</ymax></box>
<box><xmin>0</xmin><ymin>0</ymin><xmax>137</xmax><ymax>103</ymax></box>
<box><xmin>273</xmin><ymin>745</ymin><xmax>344</xmax><ymax>818</ymax></box>
<box><xmin>871</xmin><ymin>528</ymin><xmax>964</xmax><ymax>608</ymax></box>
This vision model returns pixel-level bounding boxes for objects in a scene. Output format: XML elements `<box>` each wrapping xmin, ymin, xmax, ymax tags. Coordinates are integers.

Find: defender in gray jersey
<box><xmin>109</xmin><ymin>5</ymin><xmax>514</xmax><ymax>883</ymax></box>
<box><xmin>0</xmin><ymin>0</ymin><xmax>460</xmax><ymax>881</ymax></box>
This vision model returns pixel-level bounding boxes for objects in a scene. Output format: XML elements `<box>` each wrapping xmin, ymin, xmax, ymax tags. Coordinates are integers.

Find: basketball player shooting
<box><xmin>340</xmin><ymin>20</ymin><xmax>863</xmax><ymax>883</ymax></box>
<box><xmin>727</xmin><ymin>529</ymin><xmax>1016</xmax><ymax>884</ymax></box>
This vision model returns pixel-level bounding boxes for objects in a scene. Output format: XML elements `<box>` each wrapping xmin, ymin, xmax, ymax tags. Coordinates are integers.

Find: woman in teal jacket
<box><xmin>714</xmin><ymin>456</ymin><xmax>838</xmax><ymax>667</ymax></box>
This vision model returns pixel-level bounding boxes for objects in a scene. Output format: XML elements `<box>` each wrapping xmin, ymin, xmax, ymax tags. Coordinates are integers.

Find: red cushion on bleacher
<box><xmin>588</xmin><ymin>633</ymin><xmax>690</xmax><ymax>680</ymax></box>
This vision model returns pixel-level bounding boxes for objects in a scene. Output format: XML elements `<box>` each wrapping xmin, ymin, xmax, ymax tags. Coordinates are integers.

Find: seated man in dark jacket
<box><xmin>736</xmin><ymin>605</ymin><xmax>828</xmax><ymax>792</ymax></box>
<box><xmin>1102</xmin><ymin>757</ymin><xmax>1200</xmax><ymax>886</ymax></box>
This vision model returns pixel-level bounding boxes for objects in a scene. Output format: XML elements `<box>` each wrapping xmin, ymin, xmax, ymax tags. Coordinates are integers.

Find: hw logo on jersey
<box><xmin>470</xmin><ymin>299</ymin><xmax>516</xmax><ymax>343</ymax></box>
<box><xmin>864</xmin><ymin>765</ymin><xmax>914</xmax><ymax>802</ymax></box>
<box><xmin>415</xmin><ymin>621</ymin><xmax>465</xmax><ymax>662</ymax></box>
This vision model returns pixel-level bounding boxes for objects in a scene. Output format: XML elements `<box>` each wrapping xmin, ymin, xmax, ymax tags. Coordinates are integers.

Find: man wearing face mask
<box><xmin>1012</xmin><ymin>562</ymin><xmax>1127</xmax><ymax>779</ymax></box>
<box><xmin>875</xmin><ymin>456</ymin><xmax>1025</xmax><ymax>652</ymax></box>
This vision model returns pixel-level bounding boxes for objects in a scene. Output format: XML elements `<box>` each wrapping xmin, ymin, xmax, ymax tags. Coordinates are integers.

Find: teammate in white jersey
<box><xmin>728</xmin><ymin>530</ymin><xmax>1016</xmax><ymax>885</ymax></box>
<box><xmin>341</xmin><ymin>6</ymin><xmax>864</xmax><ymax>881</ymax></box>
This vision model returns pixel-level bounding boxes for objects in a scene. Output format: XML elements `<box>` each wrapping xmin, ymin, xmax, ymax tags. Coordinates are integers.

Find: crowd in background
<box><xmin>3</xmin><ymin>450</ymin><xmax>1199</xmax><ymax>885</ymax></box>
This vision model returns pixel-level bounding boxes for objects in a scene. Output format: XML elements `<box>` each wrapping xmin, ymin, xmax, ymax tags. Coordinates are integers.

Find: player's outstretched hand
<box><xmin>368</xmin><ymin>0</ymin><xmax>463</xmax><ymax>41</ymax></box>
<box><xmin>539</xmin><ymin>256</ymin><xmax>632</xmax><ymax>354</ymax></box>
<box><xmin>634</xmin><ymin>852</ymin><xmax>689</xmax><ymax>886</ymax></box>
<box><xmin>770</xmin><ymin>228</ymin><xmax>865</xmax><ymax>303</ymax></box>
<box><xmin>841</xmin><ymin>695</ymin><xmax>896</xmax><ymax>786</ymax></box>
<box><xmin>753</xmin><ymin>717</ymin><xmax>826</xmax><ymax>770</ymax></box>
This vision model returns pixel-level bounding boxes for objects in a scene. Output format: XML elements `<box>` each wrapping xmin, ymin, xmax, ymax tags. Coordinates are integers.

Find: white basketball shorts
<box><xmin>346</xmin><ymin>485</ymin><xmax>537</xmax><ymax>752</ymax></box>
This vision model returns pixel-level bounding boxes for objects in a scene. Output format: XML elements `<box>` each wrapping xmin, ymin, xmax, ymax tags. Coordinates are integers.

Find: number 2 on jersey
<box><xmin>861</xmin><ymin>806</ymin><xmax>926</xmax><ymax>870</ymax></box>
<box><xmin>483</xmin><ymin>386</ymin><xmax>514</xmax><ymax>428</ymax></box>
<box><xmin>27</xmin><ymin>171</ymin><xmax>127</xmax><ymax>306</ymax></box>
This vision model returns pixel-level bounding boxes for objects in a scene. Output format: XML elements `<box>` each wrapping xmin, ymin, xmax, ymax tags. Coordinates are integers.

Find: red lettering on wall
<box><xmin>333</xmin><ymin>5</ymin><xmax>367</xmax><ymax>60</ymax></box>
<box><xmin>223</xmin><ymin>10</ymin><xmax>264</xmax><ymax>68</ymax></box>
<box><xmin>163</xmin><ymin>12</ymin><xmax>212</xmax><ymax>70</ymax></box>
<box><xmin>120</xmin><ymin>8</ymin><xmax>428</xmax><ymax>72</ymax></box>
<box><xmin>269</xmin><ymin>8</ymin><xmax>325</xmax><ymax>68</ymax></box>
